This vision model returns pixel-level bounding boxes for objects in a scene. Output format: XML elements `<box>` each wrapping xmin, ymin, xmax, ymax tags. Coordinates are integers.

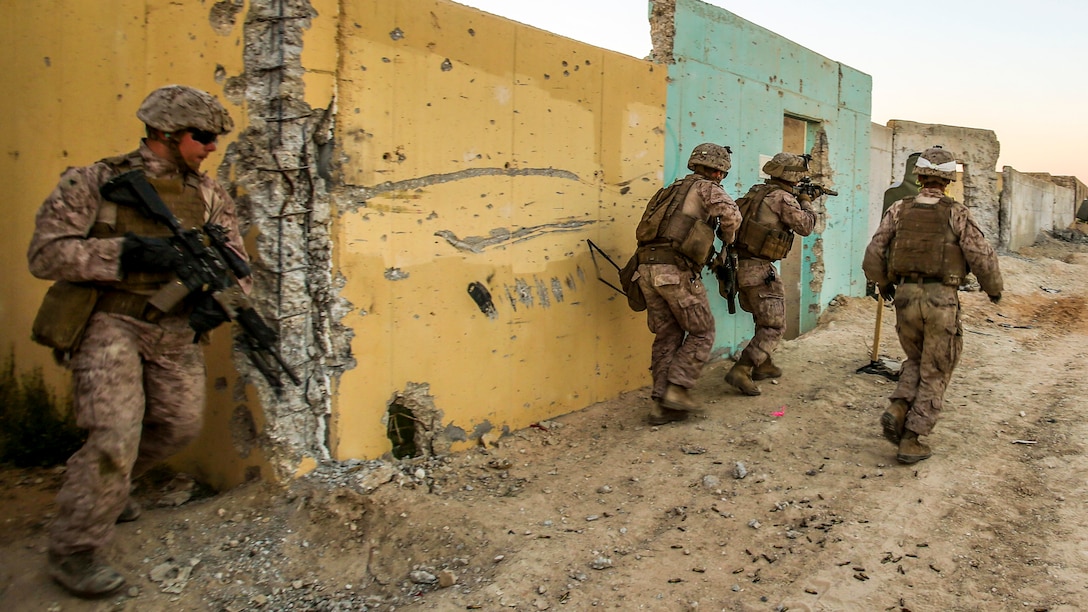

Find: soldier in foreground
<box><xmin>27</xmin><ymin>85</ymin><xmax>247</xmax><ymax>596</ymax></box>
<box><xmin>723</xmin><ymin>153</ymin><xmax>818</xmax><ymax>395</ymax></box>
<box><xmin>863</xmin><ymin>146</ymin><xmax>1003</xmax><ymax>464</ymax></box>
<box><xmin>630</xmin><ymin>144</ymin><xmax>741</xmax><ymax>425</ymax></box>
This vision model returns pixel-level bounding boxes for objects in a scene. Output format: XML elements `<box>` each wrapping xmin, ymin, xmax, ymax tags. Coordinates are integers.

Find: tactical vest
<box><xmin>888</xmin><ymin>195</ymin><xmax>967</xmax><ymax>285</ymax></box>
<box><xmin>635</xmin><ymin>175</ymin><xmax>717</xmax><ymax>269</ymax></box>
<box><xmin>91</xmin><ymin>152</ymin><xmax>207</xmax><ymax>297</ymax></box>
<box><xmin>733</xmin><ymin>181</ymin><xmax>794</xmax><ymax>261</ymax></box>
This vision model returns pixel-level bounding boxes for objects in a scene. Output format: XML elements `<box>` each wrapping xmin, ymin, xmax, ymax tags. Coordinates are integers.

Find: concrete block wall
<box><xmin>1001</xmin><ymin>167</ymin><xmax>1076</xmax><ymax>250</ymax></box>
<box><xmin>869</xmin><ymin>123</ymin><xmax>893</xmax><ymax>236</ymax></box>
<box><xmin>1026</xmin><ymin>174</ymin><xmax>1087</xmax><ymax>222</ymax></box>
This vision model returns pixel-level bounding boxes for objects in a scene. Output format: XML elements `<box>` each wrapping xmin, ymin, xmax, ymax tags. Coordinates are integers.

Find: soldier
<box><xmin>27</xmin><ymin>85</ymin><xmax>248</xmax><ymax>597</ymax></box>
<box><xmin>724</xmin><ymin>153</ymin><xmax>818</xmax><ymax>395</ymax></box>
<box><xmin>632</xmin><ymin>143</ymin><xmax>741</xmax><ymax>425</ymax></box>
<box><xmin>863</xmin><ymin>146</ymin><xmax>1002</xmax><ymax>464</ymax></box>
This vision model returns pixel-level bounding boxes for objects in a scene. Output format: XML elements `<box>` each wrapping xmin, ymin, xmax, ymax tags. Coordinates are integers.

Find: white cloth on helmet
<box><xmin>915</xmin><ymin>157</ymin><xmax>957</xmax><ymax>173</ymax></box>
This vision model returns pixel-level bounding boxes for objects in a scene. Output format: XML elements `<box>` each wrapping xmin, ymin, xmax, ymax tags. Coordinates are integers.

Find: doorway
<box><xmin>779</xmin><ymin>115</ymin><xmax>820</xmax><ymax>340</ymax></box>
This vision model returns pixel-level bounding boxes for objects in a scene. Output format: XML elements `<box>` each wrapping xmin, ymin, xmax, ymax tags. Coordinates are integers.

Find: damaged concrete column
<box><xmin>649</xmin><ymin>0</ymin><xmax>677</xmax><ymax>64</ymax></box>
<box><xmin>219</xmin><ymin>0</ymin><xmax>354</xmax><ymax>479</ymax></box>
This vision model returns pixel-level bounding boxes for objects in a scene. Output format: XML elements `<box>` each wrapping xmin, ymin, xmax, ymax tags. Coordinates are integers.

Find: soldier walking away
<box><xmin>862</xmin><ymin>146</ymin><xmax>1003</xmax><ymax>464</ymax></box>
<box><xmin>631</xmin><ymin>144</ymin><xmax>741</xmax><ymax>425</ymax></box>
<box><xmin>27</xmin><ymin>85</ymin><xmax>248</xmax><ymax>597</ymax></box>
<box><xmin>724</xmin><ymin>153</ymin><xmax>818</xmax><ymax>396</ymax></box>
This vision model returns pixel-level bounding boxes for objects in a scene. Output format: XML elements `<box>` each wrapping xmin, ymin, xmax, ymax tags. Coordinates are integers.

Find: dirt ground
<box><xmin>4</xmin><ymin>234</ymin><xmax>1088</xmax><ymax>612</ymax></box>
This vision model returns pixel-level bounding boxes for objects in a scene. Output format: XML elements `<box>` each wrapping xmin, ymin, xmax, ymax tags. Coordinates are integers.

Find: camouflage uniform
<box><xmin>28</xmin><ymin>141</ymin><xmax>248</xmax><ymax>557</ymax></box>
<box><xmin>636</xmin><ymin>176</ymin><xmax>741</xmax><ymax>402</ymax></box>
<box><xmin>736</xmin><ymin>186</ymin><xmax>816</xmax><ymax>366</ymax></box>
<box><xmin>863</xmin><ymin>186</ymin><xmax>1003</xmax><ymax>436</ymax></box>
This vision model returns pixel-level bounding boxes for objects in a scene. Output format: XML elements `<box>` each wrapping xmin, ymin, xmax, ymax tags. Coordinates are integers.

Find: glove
<box><xmin>120</xmin><ymin>233</ymin><xmax>182</xmax><ymax>274</ymax></box>
<box><xmin>988</xmin><ymin>293</ymin><xmax>1001</xmax><ymax>304</ymax></box>
<box><xmin>879</xmin><ymin>283</ymin><xmax>896</xmax><ymax>301</ymax></box>
<box><xmin>865</xmin><ymin>281</ymin><xmax>879</xmax><ymax>301</ymax></box>
<box><xmin>189</xmin><ymin>293</ymin><xmax>231</xmax><ymax>339</ymax></box>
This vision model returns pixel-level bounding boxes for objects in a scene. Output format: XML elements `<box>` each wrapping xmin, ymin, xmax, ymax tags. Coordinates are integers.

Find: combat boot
<box><xmin>725</xmin><ymin>357</ymin><xmax>761</xmax><ymax>396</ymax></box>
<box><xmin>880</xmin><ymin>399</ymin><xmax>909</xmax><ymax>445</ymax></box>
<box><xmin>896</xmin><ymin>430</ymin><xmax>932</xmax><ymax>464</ymax></box>
<box><xmin>661</xmin><ymin>384</ymin><xmax>700</xmax><ymax>412</ymax></box>
<box><xmin>116</xmin><ymin>498</ymin><xmax>141</xmax><ymax>523</ymax></box>
<box><xmin>47</xmin><ymin>550</ymin><xmax>126</xmax><ymax>597</ymax></box>
<box><xmin>751</xmin><ymin>358</ymin><xmax>783</xmax><ymax>381</ymax></box>
<box><xmin>648</xmin><ymin>401</ymin><xmax>689</xmax><ymax>426</ymax></box>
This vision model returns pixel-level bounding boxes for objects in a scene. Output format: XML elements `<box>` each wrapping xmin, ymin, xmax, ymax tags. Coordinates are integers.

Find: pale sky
<box><xmin>455</xmin><ymin>0</ymin><xmax>1088</xmax><ymax>185</ymax></box>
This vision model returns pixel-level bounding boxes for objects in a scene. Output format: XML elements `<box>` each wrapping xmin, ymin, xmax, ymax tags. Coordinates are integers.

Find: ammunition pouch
<box><xmin>618</xmin><ymin>254</ymin><xmax>646</xmax><ymax>312</ymax></box>
<box><xmin>31</xmin><ymin>281</ymin><xmax>101</xmax><ymax>352</ymax></box>
<box><xmin>94</xmin><ymin>290</ymin><xmax>161</xmax><ymax>322</ymax></box>
<box><xmin>94</xmin><ymin>287</ymin><xmax>197</xmax><ymax>323</ymax></box>
<box><xmin>660</xmin><ymin>213</ymin><xmax>716</xmax><ymax>268</ymax></box>
<box><xmin>736</xmin><ymin>219</ymin><xmax>794</xmax><ymax>261</ymax></box>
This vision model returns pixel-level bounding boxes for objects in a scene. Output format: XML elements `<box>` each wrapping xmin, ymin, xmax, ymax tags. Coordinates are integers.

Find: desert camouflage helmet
<box><xmin>914</xmin><ymin>146</ymin><xmax>957</xmax><ymax>181</ymax></box>
<box><xmin>137</xmin><ymin>85</ymin><xmax>234</xmax><ymax>135</ymax></box>
<box><xmin>762</xmin><ymin>152</ymin><xmax>809</xmax><ymax>183</ymax></box>
<box><xmin>687</xmin><ymin>143</ymin><xmax>732</xmax><ymax>173</ymax></box>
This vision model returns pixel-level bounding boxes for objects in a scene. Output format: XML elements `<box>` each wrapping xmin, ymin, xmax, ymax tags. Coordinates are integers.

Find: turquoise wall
<box><xmin>666</xmin><ymin>0</ymin><xmax>872</xmax><ymax>354</ymax></box>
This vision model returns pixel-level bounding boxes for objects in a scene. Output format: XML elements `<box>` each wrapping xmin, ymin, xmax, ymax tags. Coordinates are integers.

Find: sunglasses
<box><xmin>187</xmin><ymin>129</ymin><xmax>219</xmax><ymax>145</ymax></box>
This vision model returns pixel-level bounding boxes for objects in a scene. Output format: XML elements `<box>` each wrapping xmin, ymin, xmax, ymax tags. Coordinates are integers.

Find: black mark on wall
<box><xmin>468</xmin><ymin>282</ymin><xmax>498</xmax><ymax>319</ymax></box>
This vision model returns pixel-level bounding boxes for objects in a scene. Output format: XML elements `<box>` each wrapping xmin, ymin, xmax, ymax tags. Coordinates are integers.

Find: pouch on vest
<box><xmin>618</xmin><ymin>254</ymin><xmax>646</xmax><ymax>312</ymax></box>
<box><xmin>660</xmin><ymin>212</ymin><xmax>716</xmax><ymax>267</ymax></box>
<box><xmin>635</xmin><ymin>184</ymin><xmax>678</xmax><ymax>244</ymax></box>
<box><xmin>734</xmin><ymin>184</ymin><xmax>793</xmax><ymax>260</ymax></box>
<box><xmin>31</xmin><ymin>281</ymin><xmax>101</xmax><ymax>352</ymax></box>
<box><xmin>737</xmin><ymin>220</ymin><xmax>793</xmax><ymax>261</ymax></box>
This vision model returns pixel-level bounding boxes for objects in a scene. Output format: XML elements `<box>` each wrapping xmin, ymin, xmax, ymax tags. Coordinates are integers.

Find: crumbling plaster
<box><xmin>649</xmin><ymin>0</ymin><xmax>677</xmax><ymax>64</ymax></box>
<box><xmin>221</xmin><ymin>0</ymin><xmax>354</xmax><ymax>480</ymax></box>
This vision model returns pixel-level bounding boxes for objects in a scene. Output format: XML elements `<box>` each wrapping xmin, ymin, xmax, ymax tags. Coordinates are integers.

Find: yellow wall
<box><xmin>0</xmin><ymin>0</ymin><xmax>265</xmax><ymax>489</ymax></box>
<box><xmin>332</xmin><ymin>0</ymin><xmax>666</xmax><ymax>458</ymax></box>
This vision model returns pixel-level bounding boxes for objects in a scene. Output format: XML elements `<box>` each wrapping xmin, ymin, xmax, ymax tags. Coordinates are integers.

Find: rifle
<box><xmin>796</xmin><ymin>177</ymin><xmax>839</xmax><ymax>199</ymax></box>
<box><xmin>711</xmin><ymin>246</ymin><xmax>738</xmax><ymax>314</ymax></box>
<box><xmin>100</xmin><ymin>170</ymin><xmax>302</xmax><ymax>389</ymax></box>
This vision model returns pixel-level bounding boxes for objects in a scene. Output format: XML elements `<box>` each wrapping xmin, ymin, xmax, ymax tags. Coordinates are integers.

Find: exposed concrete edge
<box><xmin>217</xmin><ymin>0</ymin><xmax>356</xmax><ymax>481</ymax></box>
<box><xmin>649</xmin><ymin>0</ymin><xmax>677</xmax><ymax>65</ymax></box>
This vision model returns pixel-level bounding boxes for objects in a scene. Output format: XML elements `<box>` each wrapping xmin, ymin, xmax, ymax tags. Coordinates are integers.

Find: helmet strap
<box><xmin>145</xmin><ymin>128</ymin><xmax>193</xmax><ymax>173</ymax></box>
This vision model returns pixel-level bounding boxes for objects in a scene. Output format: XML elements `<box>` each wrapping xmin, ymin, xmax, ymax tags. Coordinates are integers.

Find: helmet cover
<box><xmin>137</xmin><ymin>85</ymin><xmax>234</xmax><ymax>135</ymax></box>
<box><xmin>914</xmin><ymin>146</ymin><xmax>957</xmax><ymax>181</ymax></box>
<box><xmin>687</xmin><ymin>143</ymin><xmax>732</xmax><ymax>173</ymax></box>
<box><xmin>762</xmin><ymin>152</ymin><xmax>809</xmax><ymax>183</ymax></box>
